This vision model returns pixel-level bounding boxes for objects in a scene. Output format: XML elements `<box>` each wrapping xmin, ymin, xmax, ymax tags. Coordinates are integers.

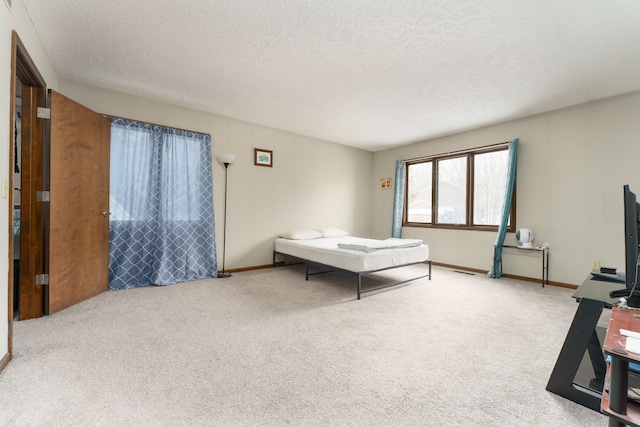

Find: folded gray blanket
<box><xmin>337</xmin><ymin>238</ymin><xmax>423</xmax><ymax>253</ymax></box>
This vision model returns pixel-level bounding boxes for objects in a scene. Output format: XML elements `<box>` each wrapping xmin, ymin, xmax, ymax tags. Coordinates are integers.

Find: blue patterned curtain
<box><xmin>392</xmin><ymin>160</ymin><xmax>406</xmax><ymax>238</ymax></box>
<box><xmin>488</xmin><ymin>138</ymin><xmax>519</xmax><ymax>278</ymax></box>
<box><xmin>108</xmin><ymin>118</ymin><xmax>218</xmax><ymax>290</ymax></box>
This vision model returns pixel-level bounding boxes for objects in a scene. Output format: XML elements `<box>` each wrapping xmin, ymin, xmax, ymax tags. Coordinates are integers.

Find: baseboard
<box><xmin>219</xmin><ymin>262</ymin><xmax>285</xmax><ymax>274</ymax></box>
<box><xmin>433</xmin><ymin>262</ymin><xmax>487</xmax><ymax>275</ymax></box>
<box><xmin>0</xmin><ymin>351</ymin><xmax>11</xmax><ymax>373</ymax></box>
<box><xmin>431</xmin><ymin>261</ymin><xmax>578</xmax><ymax>289</ymax></box>
<box><xmin>500</xmin><ymin>273</ymin><xmax>578</xmax><ymax>289</ymax></box>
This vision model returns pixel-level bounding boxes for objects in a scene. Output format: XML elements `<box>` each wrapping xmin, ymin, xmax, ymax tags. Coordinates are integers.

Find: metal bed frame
<box><xmin>273</xmin><ymin>250</ymin><xmax>432</xmax><ymax>299</ymax></box>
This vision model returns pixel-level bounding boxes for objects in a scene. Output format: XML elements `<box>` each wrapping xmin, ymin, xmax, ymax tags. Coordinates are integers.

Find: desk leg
<box><xmin>542</xmin><ymin>248</ymin><xmax>549</xmax><ymax>287</ymax></box>
<box><xmin>546</xmin><ymin>297</ymin><xmax>606</xmax><ymax>411</ymax></box>
<box><xmin>609</xmin><ymin>357</ymin><xmax>630</xmax><ymax>417</ymax></box>
<box><xmin>609</xmin><ymin>355</ymin><xmax>629</xmax><ymax>427</ymax></box>
<box><xmin>587</xmin><ymin>329</ymin><xmax>607</xmax><ymax>391</ymax></box>
<box><xmin>541</xmin><ymin>249</ymin><xmax>544</xmax><ymax>287</ymax></box>
<box><xmin>609</xmin><ymin>416</ymin><xmax>626</xmax><ymax>427</ymax></box>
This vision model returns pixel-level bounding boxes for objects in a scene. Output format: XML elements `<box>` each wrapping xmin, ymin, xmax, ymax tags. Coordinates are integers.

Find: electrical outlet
<box><xmin>592</xmin><ymin>260</ymin><xmax>601</xmax><ymax>271</ymax></box>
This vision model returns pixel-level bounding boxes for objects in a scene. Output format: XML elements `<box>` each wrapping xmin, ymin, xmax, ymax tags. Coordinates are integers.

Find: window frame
<box><xmin>403</xmin><ymin>142</ymin><xmax>516</xmax><ymax>232</ymax></box>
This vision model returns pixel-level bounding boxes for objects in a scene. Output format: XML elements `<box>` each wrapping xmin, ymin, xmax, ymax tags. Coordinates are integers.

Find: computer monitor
<box><xmin>624</xmin><ymin>185</ymin><xmax>640</xmax><ymax>307</ymax></box>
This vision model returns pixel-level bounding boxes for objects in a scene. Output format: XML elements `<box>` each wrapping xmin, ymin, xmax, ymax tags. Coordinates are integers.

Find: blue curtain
<box><xmin>108</xmin><ymin>118</ymin><xmax>218</xmax><ymax>290</ymax></box>
<box><xmin>392</xmin><ymin>160</ymin><xmax>406</xmax><ymax>238</ymax></box>
<box><xmin>488</xmin><ymin>138</ymin><xmax>519</xmax><ymax>278</ymax></box>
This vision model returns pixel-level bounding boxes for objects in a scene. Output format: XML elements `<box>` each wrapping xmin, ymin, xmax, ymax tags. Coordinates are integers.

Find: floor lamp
<box><xmin>217</xmin><ymin>153</ymin><xmax>235</xmax><ymax>278</ymax></box>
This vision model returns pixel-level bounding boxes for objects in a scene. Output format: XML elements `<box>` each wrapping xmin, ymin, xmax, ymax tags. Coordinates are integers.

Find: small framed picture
<box><xmin>380</xmin><ymin>178</ymin><xmax>392</xmax><ymax>189</ymax></box>
<box><xmin>254</xmin><ymin>148</ymin><xmax>273</xmax><ymax>167</ymax></box>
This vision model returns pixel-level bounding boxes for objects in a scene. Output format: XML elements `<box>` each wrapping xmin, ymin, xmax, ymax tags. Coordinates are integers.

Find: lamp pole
<box><xmin>217</xmin><ymin>154</ymin><xmax>235</xmax><ymax>278</ymax></box>
<box><xmin>220</xmin><ymin>162</ymin><xmax>231</xmax><ymax>277</ymax></box>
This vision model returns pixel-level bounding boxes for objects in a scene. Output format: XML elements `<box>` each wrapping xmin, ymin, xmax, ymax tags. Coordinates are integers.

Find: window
<box><xmin>473</xmin><ymin>150</ymin><xmax>509</xmax><ymax>226</ymax></box>
<box><xmin>109</xmin><ymin>122</ymin><xmax>209</xmax><ymax>222</ymax></box>
<box><xmin>407</xmin><ymin>162</ymin><xmax>432</xmax><ymax>223</ymax></box>
<box><xmin>404</xmin><ymin>143</ymin><xmax>515</xmax><ymax>231</ymax></box>
<box><xmin>437</xmin><ymin>156</ymin><xmax>467</xmax><ymax>224</ymax></box>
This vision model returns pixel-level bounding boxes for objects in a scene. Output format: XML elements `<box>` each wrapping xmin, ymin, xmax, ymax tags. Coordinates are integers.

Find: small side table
<box><xmin>494</xmin><ymin>244</ymin><xmax>549</xmax><ymax>287</ymax></box>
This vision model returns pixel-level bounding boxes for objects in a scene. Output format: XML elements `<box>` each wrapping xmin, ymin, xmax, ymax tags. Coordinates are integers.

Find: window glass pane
<box><xmin>407</xmin><ymin>162</ymin><xmax>432</xmax><ymax>223</ymax></box>
<box><xmin>437</xmin><ymin>157</ymin><xmax>467</xmax><ymax>224</ymax></box>
<box><xmin>109</xmin><ymin>124</ymin><xmax>154</xmax><ymax>221</ymax></box>
<box><xmin>473</xmin><ymin>150</ymin><xmax>508</xmax><ymax>226</ymax></box>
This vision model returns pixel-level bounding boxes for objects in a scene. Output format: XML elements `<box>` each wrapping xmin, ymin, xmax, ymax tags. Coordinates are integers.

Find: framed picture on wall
<box><xmin>254</xmin><ymin>148</ymin><xmax>273</xmax><ymax>167</ymax></box>
<box><xmin>380</xmin><ymin>178</ymin><xmax>392</xmax><ymax>189</ymax></box>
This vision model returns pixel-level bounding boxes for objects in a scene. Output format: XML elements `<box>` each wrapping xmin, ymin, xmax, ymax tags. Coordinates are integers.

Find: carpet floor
<box><xmin>0</xmin><ymin>264</ymin><xmax>607</xmax><ymax>426</ymax></box>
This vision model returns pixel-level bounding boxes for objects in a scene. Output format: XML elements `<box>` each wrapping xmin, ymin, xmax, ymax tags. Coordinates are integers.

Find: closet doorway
<box><xmin>8</xmin><ymin>32</ymin><xmax>110</xmax><ymax>362</ymax></box>
<box><xmin>11</xmin><ymin>31</ymin><xmax>47</xmax><ymax>326</ymax></box>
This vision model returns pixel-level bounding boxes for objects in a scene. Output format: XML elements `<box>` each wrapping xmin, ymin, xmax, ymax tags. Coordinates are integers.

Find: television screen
<box><xmin>624</xmin><ymin>185</ymin><xmax>640</xmax><ymax>306</ymax></box>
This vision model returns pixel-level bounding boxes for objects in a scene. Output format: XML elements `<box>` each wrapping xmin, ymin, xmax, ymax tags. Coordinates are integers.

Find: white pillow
<box><xmin>316</xmin><ymin>227</ymin><xmax>349</xmax><ymax>238</ymax></box>
<box><xmin>279</xmin><ymin>229</ymin><xmax>323</xmax><ymax>240</ymax></box>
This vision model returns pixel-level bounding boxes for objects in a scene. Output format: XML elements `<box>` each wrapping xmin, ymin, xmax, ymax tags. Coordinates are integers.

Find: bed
<box><xmin>273</xmin><ymin>229</ymin><xmax>431</xmax><ymax>299</ymax></box>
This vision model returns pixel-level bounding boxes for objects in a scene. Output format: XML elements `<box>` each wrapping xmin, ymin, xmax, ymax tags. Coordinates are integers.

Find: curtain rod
<box><xmin>103</xmin><ymin>114</ymin><xmax>210</xmax><ymax>137</ymax></box>
<box><xmin>403</xmin><ymin>141</ymin><xmax>509</xmax><ymax>163</ymax></box>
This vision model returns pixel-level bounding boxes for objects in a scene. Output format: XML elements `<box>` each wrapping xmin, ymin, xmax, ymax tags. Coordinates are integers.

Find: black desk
<box><xmin>546</xmin><ymin>276</ymin><xmax>625</xmax><ymax>411</ymax></box>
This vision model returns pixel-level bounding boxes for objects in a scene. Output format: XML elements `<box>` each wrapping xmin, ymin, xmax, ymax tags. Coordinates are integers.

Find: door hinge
<box><xmin>36</xmin><ymin>274</ymin><xmax>49</xmax><ymax>285</ymax></box>
<box><xmin>37</xmin><ymin>190</ymin><xmax>50</xmax><ymax>202</ymax></box>
<box><xmin>37</xmin><ymin>107</ymin><xmax>51</xmax><ymax>119</ymax></box>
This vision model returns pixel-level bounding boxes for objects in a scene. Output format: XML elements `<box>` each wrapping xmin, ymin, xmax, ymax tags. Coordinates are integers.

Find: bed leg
<box><xmin>305</xmin><ymin>262</ymin><xmax>309</xmax><ymax>281</ymax></box>
<box><xmin>357</xmin><ymin>274</ymin><xmax>362</xmax><ymax>300</ymax></box>
<box><xmin>429</xmin><ymin>259</ymin><xmax>432</xmax><ymax>280</ymax></box>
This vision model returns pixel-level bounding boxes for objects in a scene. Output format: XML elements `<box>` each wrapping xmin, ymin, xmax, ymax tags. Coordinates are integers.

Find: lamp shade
<box><xmin>217</xmin><ymin>153</ymin><xmax>236</xmax><ymax>165</ymax></box>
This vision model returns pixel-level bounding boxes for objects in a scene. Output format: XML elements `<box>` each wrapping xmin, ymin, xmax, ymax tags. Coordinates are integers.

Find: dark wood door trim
<box><xmin>6</xmin><ymin>31</ymin><xmax>47</xmax><ymax>367</ymax></box>
<box><xmin>18</xmin><ymin>85</ymin><xmax>46</xmax><ymax>320</ymax></box>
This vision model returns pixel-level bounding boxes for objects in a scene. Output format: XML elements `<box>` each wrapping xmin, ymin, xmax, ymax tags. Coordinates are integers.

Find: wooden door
<box><xmin>48</xmin><ymin>90</ymin><xmax>110</xmax><ymax>314</ymax></box>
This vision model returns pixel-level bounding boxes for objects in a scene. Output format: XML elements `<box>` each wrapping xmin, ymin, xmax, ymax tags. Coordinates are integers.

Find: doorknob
<box><xmin>102</xmin><ymin>210</ymin><xmax>111</xmax><ymax>217</ymax></box>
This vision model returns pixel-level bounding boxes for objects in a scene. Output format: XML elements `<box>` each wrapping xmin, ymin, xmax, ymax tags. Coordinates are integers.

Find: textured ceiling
<box><xmin>21</xmin><ymin>0</ymin><xmax>640</xmax><ymax>151</ymax></box>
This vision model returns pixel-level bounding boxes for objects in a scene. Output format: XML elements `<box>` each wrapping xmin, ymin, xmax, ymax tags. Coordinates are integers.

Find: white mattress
<box><xmin>275</xmin><ymin>236</ymin><xmax>430</xmax><ymax>273</ymax></box>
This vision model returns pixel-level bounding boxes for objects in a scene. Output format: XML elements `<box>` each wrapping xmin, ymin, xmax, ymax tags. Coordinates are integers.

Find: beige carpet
<box><xmin>0</xmin><ymin>265</ymin><xmax>606</xmax><ymax>426</ymax></box>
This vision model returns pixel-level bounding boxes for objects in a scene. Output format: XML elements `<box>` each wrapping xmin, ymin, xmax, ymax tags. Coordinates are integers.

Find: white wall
<box><xmin>372</xmin><ymin>91</ymin><xmax>640</xmax><ymax>285</ymax></box>
<box><xmin>1</xmin><ymin>0</ymin><xmax>59</xmax><ymax>363</ymax></box>
<box><xmin>58</xmin><ymin>79</ymin><xmax>373</xmax><ymax>270</ymax></box>
<box><xmin>0</xmin><ymin>0</ymin><xmax>11</xmax><ymax>367</ymax></box>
